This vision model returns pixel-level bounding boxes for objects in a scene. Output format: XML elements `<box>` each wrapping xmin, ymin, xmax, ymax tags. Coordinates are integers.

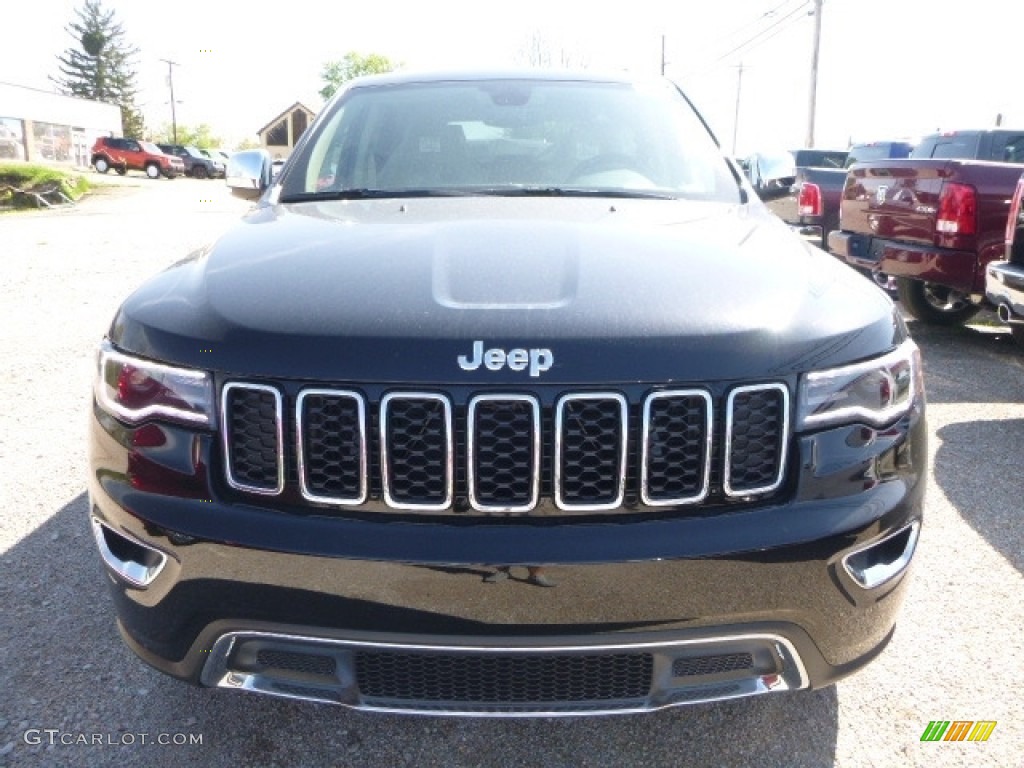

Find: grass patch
<box><xmin>0</xmin><ymin>162</ymin><xmax>91</xmax><ymax>209</ymax></box>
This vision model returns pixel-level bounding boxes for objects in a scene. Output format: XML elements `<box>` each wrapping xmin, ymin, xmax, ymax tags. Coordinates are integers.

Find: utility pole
<box><xmin>805</xmin><ymin>0</ymin><xmax>823</xmax><ymax>148</ymax></box>
<box><xmin>660</xmin><ymin>35</ymin><xmax>666</xmax><ymax>76</ymax></box>
<box><xmin>732</xmin><ymin>63</ymin><xmax>744</xmax><ymax>155</ymax></box>
<box><xmin>160</xmin><ymin>58</ymin><xmax>179</xmax><ymax>144</ymax></box>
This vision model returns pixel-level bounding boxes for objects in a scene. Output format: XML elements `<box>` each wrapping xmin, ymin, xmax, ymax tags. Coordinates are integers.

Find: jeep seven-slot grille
<box><xmin>353</xmin><ymin>650</ymin><xmax>654</xmax><ymax>703</ymax></box>
<box><xmin>222</xmin><ymin>383</ymin><xmax>789</xmax><ymax>511</ymax></box>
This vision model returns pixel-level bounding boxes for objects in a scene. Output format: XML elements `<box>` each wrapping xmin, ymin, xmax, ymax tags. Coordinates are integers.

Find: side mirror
<box><xmin>226</xmin><ymin>149</ymin><xmax>273</xmax><ymax>201</ymax></box>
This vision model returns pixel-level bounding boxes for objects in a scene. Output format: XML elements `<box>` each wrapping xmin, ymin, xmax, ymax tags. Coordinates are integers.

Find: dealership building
<box><xmin>0</xmin><ymin>81</ymin><xmax>122</xmax><ymax>166</ymax></box>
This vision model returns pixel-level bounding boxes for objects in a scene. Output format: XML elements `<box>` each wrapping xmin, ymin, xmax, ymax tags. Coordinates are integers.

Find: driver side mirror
<box><xmin>226</xmin><ymin>149</ymin><xmax>273</xmax><ymax>201</ymax></box>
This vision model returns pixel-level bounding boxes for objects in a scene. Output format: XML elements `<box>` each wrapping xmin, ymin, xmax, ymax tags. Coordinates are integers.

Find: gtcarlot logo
<box><xmin>23</xmin><ymin>729</ymin><xmax>203</xmax><ymax>746</ymax></box>
<box><xmin>920</xmin><ymin>721</ymin><xmax>997</xmax><ymax>742</ymax></box>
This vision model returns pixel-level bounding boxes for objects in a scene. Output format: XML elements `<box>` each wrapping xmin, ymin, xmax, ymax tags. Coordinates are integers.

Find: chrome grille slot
<box><xmin>555</xmin><ymin>393</ymin><xmax>628</xmax><ymax>511</ymax></box>
<box><xmin>222</xmin><ymin>382</ymin><xmax>284</xmax><ymax>495</ymax></box>
<box><xmin>297</xmin><ymin>390</ymin><xmax>366</xmax><ymax>505</ymax></box>
<box><xmin>724</xmin><ymin>383</ymin><xmax>789</xmax><ymax>496</ymax></box>
<box><xmin>468</xmin><ymin>395</ymin><xmax>540</xmax><ymax>512</ymax></box>
<box><xmin>380</xmin><ymin>393</ymin><xmax>453</xmax><ymax>510</ymax></box>
<box><xmin>641</xmin><ymin>390</ymin><xmax>712</xmax><ymax>505</ymax></box>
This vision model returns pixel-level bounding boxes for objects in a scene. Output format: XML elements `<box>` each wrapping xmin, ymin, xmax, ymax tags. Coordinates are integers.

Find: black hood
<box><xmin>111</xmin><ymin>197</ymin><xmax>901</xmax><ymax>383</ymax></box>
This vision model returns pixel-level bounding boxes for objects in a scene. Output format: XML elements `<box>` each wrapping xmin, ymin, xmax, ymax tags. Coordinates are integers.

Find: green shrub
<box><xmin>0</xmin><ymin>163</ymin><xmax>91</xmax><ymax>208</ymax></box>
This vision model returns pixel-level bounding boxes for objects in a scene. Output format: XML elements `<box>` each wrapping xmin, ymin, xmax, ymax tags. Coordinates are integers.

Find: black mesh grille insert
<box><xmin>644</xmin><ymin>393</ymin><xmax>710</xmax><ymax>502</ymax></box>
<box><xmin>354</xmin><ymin>651</ymin><xmax>653</xmax><ymax>703</ymax></box>
<box><xmin>672</xmin><ymin>653</ymin><xmax>754</xmax><ymax>677</ymax></box>
<box><xmin>383</xmin><ymin>396</ymin><xmax>450</xmax><ymax>506</ymax></box>
<box><xmin>225</xmin><ymin>386</ymin><xmax>280</xmax><ymax>491</ymax></box>
<box><xmin>471</xmin><ymin>398</ymin><xmax>537</xmax><ymax>508</ymax></box>
<box><xmin>299</xmin><ymin>392</ymin><xmax>363</xmax><ymax>501</ymax></box>
<box><xmin>558</xmin><ymin>396</ymin><xmax>625</xmax><ymax>506</ymax></box>
<box><xmin>727</xmin><ymin>387</ymin><xmax>786</xmax><ymax>493</ymax></box>
<box><xmin>257</xmin><ymin>649</ymin><xmax>337</xmax><ymax>677</ymax></box>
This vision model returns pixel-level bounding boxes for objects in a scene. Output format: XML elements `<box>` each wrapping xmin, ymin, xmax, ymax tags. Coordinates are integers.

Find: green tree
<box><xmin>51</xmin><ymin>0</ymin><xmax>145</xmax><ymax>139</ymax></box>
<box><xmin>148</xmin><ymin>122</ymin><xmax>222</xmax><ymax>148</ymax></box>
<box><xmin>319</xmin><ymin>52</ymin><xmax>397</xmax><ymax>101</ymax></box>
<box><xmin>234</xmin><ymin>137</ymin><xmax>261</xmax><ymax>151</ymax></box>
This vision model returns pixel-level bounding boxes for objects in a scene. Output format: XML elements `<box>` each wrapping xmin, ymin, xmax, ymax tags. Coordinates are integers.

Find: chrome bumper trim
<box><xmin>200</xmin><ymin>630</ymin><xmax>809</xmax><ymax>716</ymax></box>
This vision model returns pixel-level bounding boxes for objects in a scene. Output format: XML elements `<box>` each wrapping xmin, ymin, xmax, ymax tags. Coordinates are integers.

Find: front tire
<box><xmin>94</xmin><ymin>157</ymin><xmax>110</xmax><ymax>174</ymax></box>
<box><xmin>896</xmin><ymin>278</ymin><xmax>981</xmax><ymax>326</ymax></box>
<box><xmin>193</xmin><ymin>165</ymin><xmax>207</xmax><ymax>179</ymax></box>
<box><xmin>145</xmin><ymin>163</ymin><xmax>161</xmax><ymax>179</ymax></box>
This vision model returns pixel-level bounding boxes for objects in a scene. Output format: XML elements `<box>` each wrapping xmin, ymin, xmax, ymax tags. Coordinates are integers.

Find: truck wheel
<box><xmin>896</xmin><ymin>278</ymin><xmax>981</xmax><ymax>326</ymax></box>
<box><xmin>94</xmin><ymin>157</ymin><xmax>110</xmax><ymax>174</ymax></box>
<box><xmin>145</xmin><ymin>163</ymin><xmax>161</xmax><ymax>179</ymax></box>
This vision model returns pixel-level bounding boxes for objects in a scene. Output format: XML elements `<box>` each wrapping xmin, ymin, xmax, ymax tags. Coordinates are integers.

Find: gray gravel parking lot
<box><xmin>1</xmin><ymin>176</ymin><xmax>1022</xmax><ymax>767</ymax></box>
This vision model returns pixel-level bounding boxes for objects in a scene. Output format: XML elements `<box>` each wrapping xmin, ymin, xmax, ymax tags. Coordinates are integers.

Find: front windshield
<box><xmin>283</xmin><ymin>78</ymin><xmax>739</xmax><ymax>202</ymax></box>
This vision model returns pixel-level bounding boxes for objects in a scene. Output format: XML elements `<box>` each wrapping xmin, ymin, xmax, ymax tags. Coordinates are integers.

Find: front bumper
<box><xmin>88</xmin><ymin>399</ymin><xmax>926</xmax><ymax>715</ymax></box>
<box><xmin>985</xmin><ymin>260</ymin><xmax>1024</xmax><ymax>323</ymax></box>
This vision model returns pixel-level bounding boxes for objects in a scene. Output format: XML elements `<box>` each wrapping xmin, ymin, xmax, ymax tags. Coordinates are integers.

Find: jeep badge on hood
<box><xmin>457</xmin><ymin>340</ymin><xmax>554</xmax><ymax>377</ymax></box>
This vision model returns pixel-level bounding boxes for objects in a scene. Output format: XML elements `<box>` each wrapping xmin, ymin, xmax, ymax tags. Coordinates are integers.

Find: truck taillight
<box><xmin>1004</xmin><ymin>175</ymin><xmax>1024</xmax><ymax>248</ymax></box>
<box><xmin>798</xmin><ymin>182</ymin><xmax>822</xmax><ymax>217</ymax></box>
<box><xmin>935</xmin><ymin>182</ymin><xmax>977</xmax><ymax>236</ymax></box>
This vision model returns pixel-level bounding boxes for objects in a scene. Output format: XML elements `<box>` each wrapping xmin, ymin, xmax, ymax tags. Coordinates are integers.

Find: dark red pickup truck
<box><xmin>829</xmin><ymin>129</ymin><xmax>1024</xmax><ymax>324</ymax></box>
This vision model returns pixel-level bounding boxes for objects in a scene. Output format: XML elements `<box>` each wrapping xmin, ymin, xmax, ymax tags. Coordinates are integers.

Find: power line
<box><xmin>716</xmin><ymin>0</ymin><xmax>808</xmax><ymax>47</ymax></box>
<box><xmin>678</xmin><ymin>1</ymin><xmax>811</xmax><ymax>80</ymax></box>
<box><xmin>711</xmin><ymin>1</ymin><xmax>811</xmax><ymax>66</ymax></box>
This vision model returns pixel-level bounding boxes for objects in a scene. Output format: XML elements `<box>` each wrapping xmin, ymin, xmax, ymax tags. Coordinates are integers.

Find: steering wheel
<box><xmin>566</xmin><ymin>153</ymin><xmax>639</xmax><ymax>182</ymax></box>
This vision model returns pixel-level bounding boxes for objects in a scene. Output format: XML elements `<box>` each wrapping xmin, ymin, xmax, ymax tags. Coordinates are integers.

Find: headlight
<box><xmin>796</xmin><ymin>339</ymin><xmax>922</xmax><ymax>429</ymax></box>
<box><xmin>95</xmin><ymin>341</ymin><xmax>213</xmax><ymax>426</ymax></box>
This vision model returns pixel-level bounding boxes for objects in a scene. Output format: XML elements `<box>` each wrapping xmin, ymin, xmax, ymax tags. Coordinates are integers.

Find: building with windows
<box><xmin>0</xmin><ymin>81</ymin><xmax>122</xmax><ymax>166</ymax></box>
<box><xmin>257</xmin><ymin>102</ymin><xmax>316</xmax><ymax>159</ymax></box>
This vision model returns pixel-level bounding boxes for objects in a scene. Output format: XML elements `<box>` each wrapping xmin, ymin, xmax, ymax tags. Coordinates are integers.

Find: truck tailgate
<box><xmin>839</xmin><ymin>160</ymin><xmax>952</xmax><ymax>246</ymax></box>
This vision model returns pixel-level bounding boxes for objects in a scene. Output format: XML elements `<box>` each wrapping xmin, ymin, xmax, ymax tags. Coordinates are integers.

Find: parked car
<box><xmin>744</xmin><ymin>148</ymin><xmax>847</xmax><ymax>248</ymax></box>
<box><xmin>200</xmin><ymin>147</ymin><xmax>231</xmax><ymax>166</ymax></box>
<box><xmin>90</xmin><ymin>71</ymin><xmax>925</xmax><ymax>716</ymax></box>
<box><xmin>985</xmin><ymin>171</ymin><xmax>1024</xmax><ymax>346</ymax></box>
<box><xmin>844</xmin><ymin>140</ymin><xmax>916</xmax><ymax>168</ymax></box>
<box><xmin>829</xmin><ymin>129</ymin><xmax>1024</xmax><ymax>324</ymax></box>
<box><xmin>156</xmin><ymin>143</ymin><xmax>224</xmax><ymax>178</ymax></box>
<box><xmin>90</xmin><ymin>137</ymin><xmax>184</xmax><ymax>179</ymax></box>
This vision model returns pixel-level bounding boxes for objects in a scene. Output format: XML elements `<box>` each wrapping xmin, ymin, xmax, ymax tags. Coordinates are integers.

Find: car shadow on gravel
<box><xmin>932</xmin><ymin>419</ymin><xmax>1024</xmax><ymax>576</ymax></box>
<box><xmin>0</xmin><ymin>493</ymin><xmax>840</xmax><ymax>768</ymax></box>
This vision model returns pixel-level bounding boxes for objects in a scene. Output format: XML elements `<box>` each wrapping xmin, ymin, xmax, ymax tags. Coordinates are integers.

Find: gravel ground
<box><xmin>0</xmin><ymin>176</ymin><xmax>1022</xmax><ymax>767</ymax></box>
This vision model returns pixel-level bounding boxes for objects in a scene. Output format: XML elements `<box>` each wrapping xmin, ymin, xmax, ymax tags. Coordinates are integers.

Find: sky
<box><xmin>3</xmin><ymin>0</ymin><xmax>1022</xmax><ymax>153</ymax></box>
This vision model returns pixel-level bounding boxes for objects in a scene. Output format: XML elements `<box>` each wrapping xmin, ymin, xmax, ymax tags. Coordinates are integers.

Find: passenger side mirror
<box><xmin>226</xmin><ymin>149</ymin><xmax>273</xmax><ymax>201</ymax></box>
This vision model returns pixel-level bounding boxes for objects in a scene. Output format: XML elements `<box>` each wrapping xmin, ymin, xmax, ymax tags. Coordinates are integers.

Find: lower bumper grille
<box><xmin>202</xmin><ymin>631</ymin><xmax>807</xmax><ymax>716</ymax></box>
<box><xmin>354</xmin><ymin>650</ymin><xmax>653</xmax><ymax>703</ymax></box>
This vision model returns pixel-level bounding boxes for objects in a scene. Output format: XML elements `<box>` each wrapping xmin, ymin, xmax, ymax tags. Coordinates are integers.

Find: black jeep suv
<box><xmin>156</xmin><ymin>143</ymin><xmax>224</xmax><ymax>178</ymax></box>
<box><xmin>89</xmin><ymin>71</ymin><xmax>926</xmax><ymax>716</ymax></box>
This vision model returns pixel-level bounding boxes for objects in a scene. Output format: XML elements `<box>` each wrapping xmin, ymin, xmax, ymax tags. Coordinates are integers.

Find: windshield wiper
<box><xmin>471</xmin><ymin>186</ymin><xmax>679</xmax><ymax>200</ymax></box>
<box><xmin>279</xmin><ymin>188</ymin><xmax>470</xmax><ymax>203</ymax></box>
<box><xmin>281</xmin><ymin>186</ymin><xmax>680</xmax><ymax>203</ymax></box>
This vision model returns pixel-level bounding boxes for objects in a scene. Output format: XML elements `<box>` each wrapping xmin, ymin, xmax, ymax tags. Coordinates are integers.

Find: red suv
<box><xmin>90</xmin><ymin>137</ymin><xmax>185</xmax><ymax>179</ymax></box>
